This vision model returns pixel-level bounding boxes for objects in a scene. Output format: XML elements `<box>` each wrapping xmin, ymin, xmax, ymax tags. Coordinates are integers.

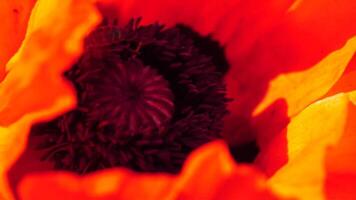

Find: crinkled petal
<box><xmin>18</xmin><ymin>141</ymin><xmax>283</xmax><ymax>200</ymax></box>
<box><xmin>0</xmin><ymin>0</ymin><xmax>100</xmax><ymax>199</ymax></box>
<box><xmin>0</xmin><ymin>0</ymin><xmax>36</xmax><ymax>81</ymax></box>
<box><xmin>256</xmin><ymin>91</ymin><xmax>356</xmax><ymax>200</ymax></box>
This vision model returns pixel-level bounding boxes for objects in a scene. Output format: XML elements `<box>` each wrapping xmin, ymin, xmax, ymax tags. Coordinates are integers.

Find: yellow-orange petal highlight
<box><xmin>18</xmin><ymin>141</ymin><xmax>284</xmax><ymax>200</ymax></box>
<box><xmin>0</xmin><ymin>0</ymin><xmax>36</xmax><ymax>81</ymax></box>
<box><xmin>254</xmin><ymin>36</ymin><xmax>356</xmax><ymax>118</ymax></box>
<box><xmin>0</xmin><ymin>0</ymin><xmax>100</xmax><ymax>199</ymax></box>
<box><xmin>264</xmin><ymin>91</ymin><xmax>356</xmax><ymax>200</ymax></box>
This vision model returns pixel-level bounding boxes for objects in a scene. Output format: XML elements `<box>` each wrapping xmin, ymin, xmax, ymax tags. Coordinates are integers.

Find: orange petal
<box><xmin>0</xmin><ymin>0</ymin><xmax>100</xmax><ymax>199</ymax></box>
<box><xmin>0</xmin><ymin>0</ymin><xmax>36</xmax><ymax>81</ymax></box>
<box><xmin>257</xmin><ymin>91</ymin><xmax>356</xmax><ymax>199</ymax></box>
<box><xmin>172</xmin><ymin>141</ymin><xmax>280</xmax><ymax>200</ymax></box>
<box><xmin>253</xmin><ymin>36</ymin><xmax>356</xmax><ymax>117</ymax></box>
<box><xmin>241</xmin><ymin>35</ymin><xmax>356</xmax><ymax>151</ymax></box>
<box><xmin>18</xmin><ymin>141</ymin><xmax>283</xmax><ymax>200</ymax></box>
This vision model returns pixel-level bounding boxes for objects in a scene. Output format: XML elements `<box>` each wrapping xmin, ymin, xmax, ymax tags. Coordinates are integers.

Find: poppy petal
<box><xmin>254</xmin><ymin>36</ymin><xmax>356</xmax><ymax>117</ymax></box>
<box><xmin>251</xmin><ymin>37</ymin><xmax>356</xmax><ymax>167</ymax></box>
<box><xmin>224</xmin><ymin>0</ymin><xmax>356</xmax><ymax>142</ymax></box>
<box><xmin>19</xmin><ymin>170</ymin><xmax>174</xmax><ymax>200</ymax></box>
<box><xmin>0</xmin><ymin>0</ymin><xmax>100</xmax><ymax>199</ymax></box>
<box><xmin>18</xmin><ymin>141</ymin><xmax>283</xmax><ymax>200</ymax></box>
<box><xmin>257</xmin><ymin>91</ymin><xmax>356</xmax><ymax>199</ymax></box>
<box><xmin>0</xmin><ymin>0</ymin><xmax>36</xmax><ymax>81</ymax></box>
<box><xmin>172</xmin><ymin>142</ymin><xmax>280</xmax><ymax>200</ymax></box>
<box><xmin>97</xmin><ymin>0</ymin><xmax>231</xmax><ymax>32</ymax></box>
<box><xmin>227</xmin><ymin>0</ymin><xmax>356</xmax><ymax>117</ymax></box>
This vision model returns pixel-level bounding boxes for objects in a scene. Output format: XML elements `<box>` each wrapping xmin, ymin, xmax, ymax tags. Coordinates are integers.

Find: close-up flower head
<box><xmin>0</xmin><ymin>0</ymin><xmax>355</xmax><ymax>199</ymax></box>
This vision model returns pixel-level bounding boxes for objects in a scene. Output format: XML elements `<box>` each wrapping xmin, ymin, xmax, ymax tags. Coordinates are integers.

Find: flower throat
<box><xmin>31</xmin><ymin>18</ymin><xmax>229</xmax><ymax>174</ymax></box>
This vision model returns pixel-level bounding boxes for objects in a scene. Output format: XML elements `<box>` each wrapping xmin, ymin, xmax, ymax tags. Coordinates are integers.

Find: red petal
<box><xmin>224</xmin><ymin>0</ymin><xmax>356</xmax><ymax>142</ymax></box>
<box><xmin>18</xmin><ymin>141</ymin><xmax>284</xmax><ymax>200</ymax></box>
<box><xmin>324</xmin><ymin>91</ymin><xmax>356</xmax><ymax>199</ymax></box>
<box><xmin>325</xmin><ymin>173</ymin><xmax>356</xmax><ymax>200</ymax></box>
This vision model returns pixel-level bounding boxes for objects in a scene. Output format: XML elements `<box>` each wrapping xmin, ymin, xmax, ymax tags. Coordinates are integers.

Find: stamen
<box><xmin>32</xmin><ymin>18</ymin><xmax>229</xmax><ymax>174</ymax></box>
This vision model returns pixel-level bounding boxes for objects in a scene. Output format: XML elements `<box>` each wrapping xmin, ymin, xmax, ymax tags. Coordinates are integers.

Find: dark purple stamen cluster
<box><xmin>31</xmin><ymin>19</ymin><xmax>229</xmax><ymax>174</ymax></box>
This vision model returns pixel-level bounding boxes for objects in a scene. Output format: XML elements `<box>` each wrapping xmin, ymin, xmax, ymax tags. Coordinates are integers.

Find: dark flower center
<box><xmin>71</xmin><ymin>56</ymin><xmax>174</xmax><ymax>136</ymax></box>
<box><xmin>31</xmin><ymin>18</ymin><xmax>229</xmax><ymax>174</ymax></box>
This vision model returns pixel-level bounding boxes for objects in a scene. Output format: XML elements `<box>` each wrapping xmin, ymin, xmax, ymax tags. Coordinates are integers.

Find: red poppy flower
<box><xmin>0</xmin><ymin>0</ymin><xmax>355</xmax><ymax>199</ymax></box>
